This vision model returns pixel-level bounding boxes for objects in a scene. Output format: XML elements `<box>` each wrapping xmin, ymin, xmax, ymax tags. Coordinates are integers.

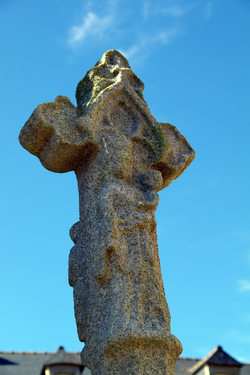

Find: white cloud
<box><xmin>155</xmin><ymin>27</ymin><xmax>180</xmax><ymax>44</ymax></box>
<box><xmin>65</xmin><ymin>0</ymin><xmax>212</xmax><ymax>62</ymax></box>
<box><xmin>204</xmin><ymin>2</ymin><xmax>212</xmax><ymax>19</ymax></box>
<box><xmin>119</xmin><ymin>45</ymin><xmax>139</xmax><ymax>60</ymax></box>
<box><xmin>161</xmin><ymin>3</ymin><xmax>195</xmax><ymax>18</ymax></box>
<box><xmin>118</xmin><ymin>26</ymin><xmax>180</xmax><ymax>63</ymax></box>
<box><xmin>238</xmin><ymin>279</ymin><xmax>250</xmax><ymax>293</ymax></box>
<box><xmin>67</xmin><ymin>11</ymin><xmax>113</xmax><ymax>47</ymax></box>
<box><xmin>138</xmin><ymin>26</ymin><xmax>181</xmax><ymax>47</ymax></box>
<box><xmin>143</xmin><ymin>2</ymin><xmax>150</xmax><ymax>20</ymax></box>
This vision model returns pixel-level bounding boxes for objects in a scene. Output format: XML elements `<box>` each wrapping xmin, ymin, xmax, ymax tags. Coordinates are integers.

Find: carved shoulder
<box><xmin>19</xmin><ymin>96</ymin><xmax>95</xmax><ymax>173</ymax></box>
<box><xmin>151</xmin><ymin>123</ymin><xmax>195</xmax><ymax>189</ymax></box>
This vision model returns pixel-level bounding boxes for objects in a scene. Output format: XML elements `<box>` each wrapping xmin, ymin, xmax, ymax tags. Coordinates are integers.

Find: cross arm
<box><xmin>19</xmin><ymin>95</ymin><xmax>95</xmax><ymax>173</ymax></box>
<box><xmin>152</xmin><ymin>123</ymin><xmax>195</xmax><ymax>189</ymax></box>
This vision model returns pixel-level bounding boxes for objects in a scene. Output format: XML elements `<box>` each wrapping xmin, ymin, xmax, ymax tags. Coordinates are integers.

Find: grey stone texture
<box><xmin>19</xmin><ymin>50</ymin><xmax>195</xmax><ymax>374</ymax></box>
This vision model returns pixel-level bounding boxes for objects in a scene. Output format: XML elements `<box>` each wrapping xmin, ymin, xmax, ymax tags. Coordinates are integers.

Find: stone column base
<box><xmin>81</xmin><ymin>332</ymin><xmax>182</xmax><ymax>375</ymax></box>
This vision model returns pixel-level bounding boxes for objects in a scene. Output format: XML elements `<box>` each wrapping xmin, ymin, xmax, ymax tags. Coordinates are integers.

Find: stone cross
<box><xmin>19</xmin><ymin>50</ymin><xmax>195</xmax><ymax>375</ymax></box>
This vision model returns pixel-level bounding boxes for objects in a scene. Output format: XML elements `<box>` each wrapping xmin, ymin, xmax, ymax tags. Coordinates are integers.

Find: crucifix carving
<box><xmin>19</xmin><ymin>50</ymin><xmax>195</xmax><ymax>375</ymax></box>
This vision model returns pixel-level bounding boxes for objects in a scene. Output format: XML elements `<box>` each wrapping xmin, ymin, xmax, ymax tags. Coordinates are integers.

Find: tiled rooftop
<box><xmin>0</xmin><ymin>346</ymin><xmax>249</xmax><ymax>375</ymax></box>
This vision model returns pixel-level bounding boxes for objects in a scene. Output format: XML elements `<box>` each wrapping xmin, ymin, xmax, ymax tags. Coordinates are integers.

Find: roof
<box><xmin>0</xmin><ymin>352</ymin><xmax>199</xmax><ymax>375</ymax></box>
<box><xmin>0</xmin><ymin>346</ymin><xmax>249</xmax><ymax>375</ymax></box>
<box><xmin>40</xmin><ymin>346</ymin><xmax>82</xmax><ymax>375</ymax></box>
<box><xmin>0</xmin><ymin>349</ymin><xmax>82</xmax><ymax>375</ymax></box>
<box><xmin>188</xmin><ymin>346</ymin><xmax>243</xmax><ymax>375</ymax></box>
<box><xmin>43</xmin><ymin>346</ymin><xmax>80</xmax><ymax>366</ymax></box>
<box><xmin>176</xmin><ymin>357</ymin><xmax>200</xmax><ymax>375</ymax></box>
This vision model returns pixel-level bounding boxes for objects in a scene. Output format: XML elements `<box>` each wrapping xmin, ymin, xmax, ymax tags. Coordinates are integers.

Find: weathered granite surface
<box><xmin>19</xmin><ymin>50</ymin><xmax>195</xmax><ymax>374</ymax></box>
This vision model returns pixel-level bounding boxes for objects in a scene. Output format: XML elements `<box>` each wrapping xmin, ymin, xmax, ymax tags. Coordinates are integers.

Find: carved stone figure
<box><xmin>19</xmin><ymin>50</ymin><xmax>195</xmax><ymax>375</ymax></box>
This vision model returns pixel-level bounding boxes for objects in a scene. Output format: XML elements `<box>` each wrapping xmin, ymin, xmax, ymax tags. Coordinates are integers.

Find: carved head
<box><xmin>75</xmin><ymin>50</ymin><xmax>145</xmax><ymax>110</ymax></box>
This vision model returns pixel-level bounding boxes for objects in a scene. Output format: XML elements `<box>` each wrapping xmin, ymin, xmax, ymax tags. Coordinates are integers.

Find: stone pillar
<box><xmin>19</xmin><ymin>50</ymin><xmax>195</xmax><ymax>375</ymax></box>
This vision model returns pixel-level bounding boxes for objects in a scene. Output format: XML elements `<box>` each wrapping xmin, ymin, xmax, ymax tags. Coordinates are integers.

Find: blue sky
<box><xmin>0</xmin><ymin>0</ymin><xmax>250</xmax><ymax>363</ymax></box>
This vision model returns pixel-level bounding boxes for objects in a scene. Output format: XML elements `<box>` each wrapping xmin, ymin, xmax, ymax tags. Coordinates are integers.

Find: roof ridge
<box><xmin>187</xmin><ymin>346</ymin><xmax>243</xmax><ymax>375</ymax></box>
<box><xmin>0</xmin><ymin>351</ymin><xmax>55</xmax><ymax>354</ymax></box>
<box><xmin>179</xmin><ymin>357</ymin><xmax>201</xmax><ymax>361</ymax></box>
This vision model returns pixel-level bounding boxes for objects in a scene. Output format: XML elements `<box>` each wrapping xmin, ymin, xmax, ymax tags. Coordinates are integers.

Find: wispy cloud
<box><xmin>204</xmin><ymin>2</ymin><xmax>212</xmax><ymax>19</ymax></box>
<box><xmin>238</xmin><ymin>279</ymin><xmax>250</xmax><ymax>293</ymax></box>
<box><xmin>153</xmin><ymin>27</ymin><xmax>181</xmax><ymax>44</ymax></box>
<box><xmin>119</xmin><ymin>45</ymin><xmax>139</xmax><ymax>60</ymax></box>
<box><xmin>67</xmin><ymin>11</ymin><xmax>113</xmax><ymax>47</ymax></box>
<box><xmin>138</xmin><ymin>26</ymin><xmax>182</xmax><ymax>47</ymax></box>
<box><xmin>65</xmin><ymin>0</ymin><xmax>212</xmax><ymax>61</ymax></box>
<box><xmin>143</xmin><ymin>2</ymin><xmax>150</xmax><ymax>21</ymax></box>
<box><xmin>161</xmin><ymin>3</ymin><xmax>195</xmax><ymax>18</ymax></box>
<box><xmin>119</xmin><ymin>26</ymin><xmax>180</xmax><ymax>62</ymax></box>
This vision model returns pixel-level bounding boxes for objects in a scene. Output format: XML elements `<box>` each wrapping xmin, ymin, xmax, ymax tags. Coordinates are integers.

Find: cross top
<box><xmin>19</xmin><ymin>49</ymin><xmax>194</xmax><ymax>190</ymax></box>
<box><xmin>75</xmin><ymin>49</ymin><xmax>143</xmax><ymax>110</ymax></box>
